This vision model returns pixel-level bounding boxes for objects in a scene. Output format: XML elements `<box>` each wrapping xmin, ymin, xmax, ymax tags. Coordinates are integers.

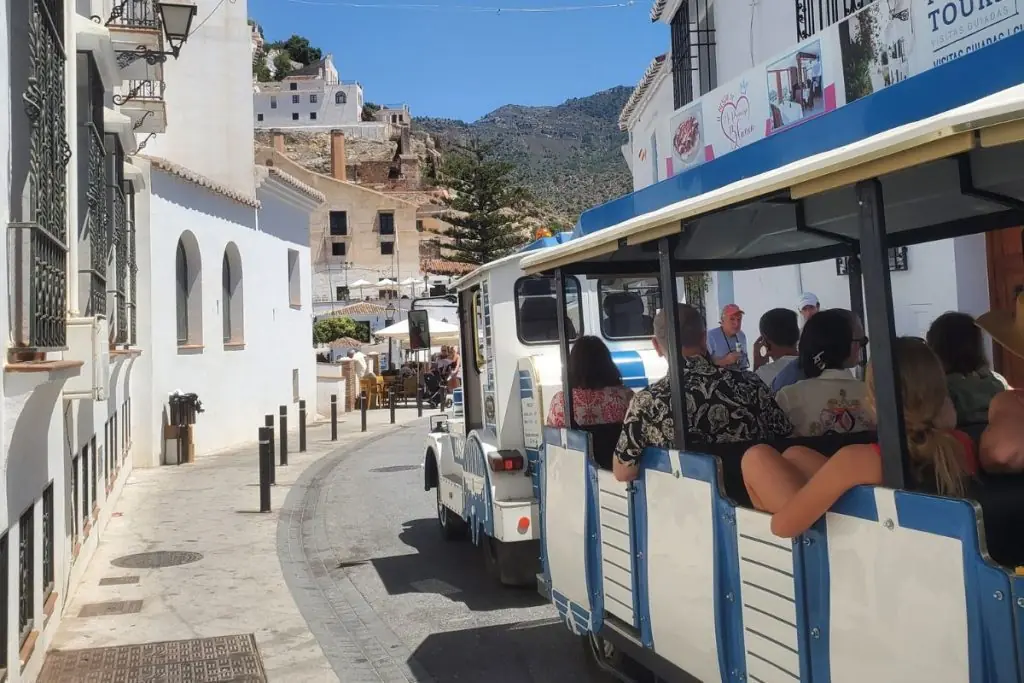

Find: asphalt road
<box><xmin>280</xmin><ymin>419</ymin><xmax>602</xmax><ymax>682</ymax></box>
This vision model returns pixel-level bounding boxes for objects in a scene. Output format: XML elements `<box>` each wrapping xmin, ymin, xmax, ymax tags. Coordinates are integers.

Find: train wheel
<box><xmin>437</xmin><ymin>486</ymin><xmax>466</xmax><ymax>541</ymax></box>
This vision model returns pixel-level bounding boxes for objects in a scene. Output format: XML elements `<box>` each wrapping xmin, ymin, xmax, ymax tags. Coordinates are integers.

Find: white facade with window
<box><xmin>619</xmin><ymin>0</ymin><xmax>990</xmax><ymax>349</ymax></box>
<box><xmin>253</xmin><ymin>54</ymin><xmax>365</xmax><ymax>131</ymax></box>
<box><xmin>0</xmin><ymin>0</ymin><xmax>323</xmax><ymax>678</ymax></box>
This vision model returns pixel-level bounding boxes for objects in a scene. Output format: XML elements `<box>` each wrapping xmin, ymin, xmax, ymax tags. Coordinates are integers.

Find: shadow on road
<box><xmin>370</xmin><ymin>518</ymin><xmax>547</xmax><ymax>612</ymax></box>
<box><xmin>409</xmin><ymin>617</ymin><xmax>599</xmax><ymax>682</ymax></box>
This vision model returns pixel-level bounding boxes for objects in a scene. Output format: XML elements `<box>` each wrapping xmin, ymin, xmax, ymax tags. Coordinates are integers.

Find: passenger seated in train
<box><xmin>926</xmin><ymin>311</ymin><xmax>1008</xmax><ymax>426</ymax></box>
<box><xmin>976</xmin><ymin>297</ymin><xmax>1024</xmax><ymax>472</ymax></box>
<box><xmin>612</xmin><ymin>304</ymin><xmax>793</xmax><ymax>483</ymax></box>
<box><xmin>752</xmin><ymin>308</ymin><xmax>800</xmax><ymax>387</ymax></box>
<box><xmin>741</xmin><ymin>337</ymin><xmax>978</xmax><ymax>538</ymax></box>
<box><xmin>546</xmin><ymin>336</ymin><xmax>634</xmax><ymax>430</ymax></box>
<box><xmin>774</xmin><ymin>309</ymin><xmax>874</xmax><ymax>437</ymax></box>
<box><xmin>771</xmin><ymin>309</ymin><xmax>866</xmax><ymax>393</ymax></box>
<box><xmin>708</xmin><ymin>304</ymin><xmax>750</xmax><ymax>371</ymax></box>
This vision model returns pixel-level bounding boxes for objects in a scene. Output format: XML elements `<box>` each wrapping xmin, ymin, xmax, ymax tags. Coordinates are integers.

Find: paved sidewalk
<box><xmin>45</xmin><ymin>407</ymin><xmax>426</xmax><ymax>683</ymax></box>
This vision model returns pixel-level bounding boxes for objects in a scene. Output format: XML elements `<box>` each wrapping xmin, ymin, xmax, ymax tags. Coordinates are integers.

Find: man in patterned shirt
<box><xmin>612</xmin><ymin>303</ymin><xmax>793</xmax><ymax>482</ymax></box>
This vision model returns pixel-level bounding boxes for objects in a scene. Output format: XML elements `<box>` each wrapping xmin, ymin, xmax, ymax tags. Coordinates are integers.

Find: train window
<box><xmin>598</xmin><ymin>278</ymin><xmax>660</xmax><ymax>340</ymax></box>
<box><xmin>514</xmin><ymin>276</ymin><xmax>583</xmax><ymax>345</ymax></box>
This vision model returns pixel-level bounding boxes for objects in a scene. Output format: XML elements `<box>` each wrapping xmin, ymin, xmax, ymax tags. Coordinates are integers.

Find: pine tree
<box><xmin>438</xmin><ymin>141</ymin><xmax>532</xmax><ymax>266</ymax></box>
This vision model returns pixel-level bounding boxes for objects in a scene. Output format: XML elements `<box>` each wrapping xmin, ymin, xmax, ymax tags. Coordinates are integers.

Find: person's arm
<box><xmin>770</xmin><ymin>445</ymin><xmax>882</xmax><ymax>537</ymax></box>
<box><xmin>612</xmin><ymin>393</ymin><xmax>647</xmax><ymax>482</ymax></box>
<box><xmin>546</xmin><ymin>391</ymin><xmax>565</xmax><ymax>428</ymax></box>
<box><xmin>752</xmin><ymin>336</ymin><xmax>768</xmax><ymax>371</ymax></box>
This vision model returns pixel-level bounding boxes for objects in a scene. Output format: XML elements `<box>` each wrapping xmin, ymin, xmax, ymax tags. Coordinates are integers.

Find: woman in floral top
<box><xmin>546</xmin><ymin>336</ymin><xmax>635</xmax><ymax>428</ymax></box>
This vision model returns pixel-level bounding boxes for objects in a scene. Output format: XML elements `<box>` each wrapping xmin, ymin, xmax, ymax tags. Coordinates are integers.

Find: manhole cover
<box><xmin>370</xmin><ymin>465</ymin><xmax>419</xmax><ymax>473</ymax></box>
<box><xmin>39</xmin><ymin>634</ymin><xmax>267</xmax><ymax>682</ymax></box>
<box><xmin>79</xmin><ymin>600</ymin><xmax>144</xmax><ymax>617</ymax></box>
<box><xmin>111</xmin><ymin>551</ymin><xmax>203</xmax><ymax>569</ymax></box>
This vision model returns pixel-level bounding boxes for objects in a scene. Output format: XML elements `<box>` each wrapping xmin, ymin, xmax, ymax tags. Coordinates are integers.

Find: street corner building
<box><xmin>0</xmin><ymin>0</ymin><xmax>323</xmax><ymax>679</ymax></box>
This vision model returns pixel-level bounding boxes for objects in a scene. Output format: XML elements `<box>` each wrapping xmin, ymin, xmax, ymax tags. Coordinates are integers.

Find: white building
<box><xmin>253</xmin><ymin>54</ymin><xmax>367</xmax><ymax>133</ymax></box>
<box><xmin>617</xmin><ymin>0</ymin><xmax>1004</xmax><ymax>381</ymax></box>
<box><xmin>0</xmin><ymin>0</ymin><xmax>321</xmax><ymax>678</ymax></box>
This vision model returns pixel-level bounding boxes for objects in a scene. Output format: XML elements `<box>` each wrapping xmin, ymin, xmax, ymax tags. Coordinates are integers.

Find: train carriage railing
<box><xmin>540</xmin><ymin>429</ymin><xmax>1024</xmax><ymax>682</ymax></box>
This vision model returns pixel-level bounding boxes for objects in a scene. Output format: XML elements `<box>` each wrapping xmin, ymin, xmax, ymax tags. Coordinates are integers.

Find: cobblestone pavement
<box><xmin>278</xmin><ymin>424</ymin><xmax>599</xmax><ymax>682</ymax></box>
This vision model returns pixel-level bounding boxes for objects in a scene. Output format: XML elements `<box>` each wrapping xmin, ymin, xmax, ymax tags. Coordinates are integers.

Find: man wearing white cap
<box><xmin>798</xmin><ymin>292</ymin><xmax>820</xmax><ymax>323</ymax></box>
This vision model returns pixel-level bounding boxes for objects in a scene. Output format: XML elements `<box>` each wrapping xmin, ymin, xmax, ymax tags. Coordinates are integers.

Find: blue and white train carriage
<box><xmin>422</xmin><ymin>236</ymin><xmax>670</xmax><ymax>584</ymax></box>
<box><xmin>521</xmin><ymin>32</ymin><xmax>1024</xmax><ymax>683</ymax></box>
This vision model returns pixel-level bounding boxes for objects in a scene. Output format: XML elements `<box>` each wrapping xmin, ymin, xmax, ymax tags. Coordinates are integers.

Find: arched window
<box><xmin>176</xmin><ymin>240</ymin><xmax>189</xmax><ymax>344</ymax></box>
<box><xmin>176</xmin><ymin>231</ymin><xmax>203</xmax><ymax>347</ymax></box>
<box><xmin>222</xmin><ymin>242</ymin><xmax>244</xmax><ymax>345</ymax></box>
<box><xmin>335</xmin><ymin>91</ymin><xmax>346</xmax><ymax>105</ymax></box>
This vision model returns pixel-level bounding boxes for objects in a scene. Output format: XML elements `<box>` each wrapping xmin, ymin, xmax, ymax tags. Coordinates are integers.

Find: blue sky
<box><xmin>248</xmin><ymin>0</ymin><xmax>666</xmax><ymax>121</ymax></box>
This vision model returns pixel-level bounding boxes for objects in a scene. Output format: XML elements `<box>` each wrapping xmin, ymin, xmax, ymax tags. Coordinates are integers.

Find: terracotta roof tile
<box><xmin>619</xmin><ymin>54</ymin><xmax>668</xmax><ymax>131</ymax></box>
<box><xmin>422</xmin><ymin>258</ymin><xmax>475</xmax><ymax>276</ymax></box>
<box><xmin>141</xmin><ymin>155</ymin><xmax>260</xmax><ymax>208</ymax></box>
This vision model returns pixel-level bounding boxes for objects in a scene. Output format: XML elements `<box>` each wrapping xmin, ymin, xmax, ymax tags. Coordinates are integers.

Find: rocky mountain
<box><xmin>416</xmin><ymin>86</ymin><xmax>633</xmax><ymax>225</ymax></box>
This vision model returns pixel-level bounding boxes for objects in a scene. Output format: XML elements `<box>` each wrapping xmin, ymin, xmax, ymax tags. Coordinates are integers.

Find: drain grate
<box><xmin>111</xmin><ymin>550</ymin><xmax>203</xmax><ymax>569</ymax></box>
<box><xmin>370</xmin><ymin>465</ymin><xmax>419</xmax><ymax>473</ymax></box>
<box><xmin>39</xmin><ymin>633</ymin><xmax>267</xmax><ymax>683</ymax></box>
<box><xmin>99</xmin><ymin>575</ymin><xmax>140</xmax><ymax>586</ymax></box>
<box><xmin>78</xmin><ymin>600</ymin><xmax>144</xmax><ymax>618</ymax></box>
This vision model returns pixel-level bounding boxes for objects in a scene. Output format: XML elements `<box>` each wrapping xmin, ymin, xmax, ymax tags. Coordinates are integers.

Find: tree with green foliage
<box><xmin>313</xmin><ymin>316</ymin><xmax>369</xmax><ymax>345</ymax></box>
<box><xmin>267</xmin><ymin>34</ymin><xmax>322</xmax><ymax>66</ymax></box>
<box><xmin>271</xmin><ymin>51</ymin><xmax>294</xmax><ymax>81</ymax></box>
<box><xmin>252</xmin><ymin>50</ymin><xmax>271</xmax><ymax>82</ymax></box>
<box><xmin>437</xmin><ymin>141</ymin><xmax>532</xmax><ymax>266</ymax></box>
<box><xmin>362</xmin><ymin>102</ymin><xmax>381</xmax><ymax>122</ymax></box>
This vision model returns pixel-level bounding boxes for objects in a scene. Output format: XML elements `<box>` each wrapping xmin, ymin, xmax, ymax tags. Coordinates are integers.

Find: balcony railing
<box><xmin>122</xmin><ymin>78</ymin><xmax>165</xmax><ymax>103</ymax></box>
<box><xmin>86</xmin><ymin>123</ymin><xmax>108</xmax><ymax>317</ymax></box>
<box><xmin>795</xmin><ymin>0</ymin><xmax>867</xmax><ymax>40</ymax></box>
<box><xmin>104</xmin><ymin>0</ymin><xmax>161</xmax><ymax>31</ymax></box>
<box><xmin>112</xmin><ymin>185</ymin><xmax>129</xmax><ymax>343</ymax></box>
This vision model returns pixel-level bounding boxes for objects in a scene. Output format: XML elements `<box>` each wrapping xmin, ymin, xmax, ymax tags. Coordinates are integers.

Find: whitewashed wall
<box><xmin>624</xmin><ymin>0</ymin><xmax>991</xmax><ymax>346</ymax></box>
<box><xmin>141</xmin><ymin>0</ymin><xmax>255</xmax><ymax>197</ymax></box>
<box><xmin>254</xmin><ymin>81</ymin><xmax>363</xmax><ymax>129</ymax></box>
<box><xmin>135</xmin><ymin>167</ymin><xmax>315</xmax><ymax>462</ymax></box>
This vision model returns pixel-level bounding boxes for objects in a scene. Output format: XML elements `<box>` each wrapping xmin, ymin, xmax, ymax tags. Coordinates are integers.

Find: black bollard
<box><xmin>417</xmin><ymin>387</ymin><xmax>423</xmax><ymax>418</ymax></box>
<box><xmin>258</xmin><ymin>427</ymin><xmax>272</xmax><ymax>512</ymax></box>
<box><xmin>299</xmin><ymin>400</ymin><xmax>307</xmax><ymax>452</ymax></box>
<box><xmin>330</xmin><ymin>394</ymin><xmax>338</xmax><ymax>441</ymax></box>
<box><xmin>389</xmin><ymin>387</ymin><xmax>396</xmax><ymax>425</ymax></box>
<box><xmin>279</xmin><ymin>405</ymin><xmax>288</xmax><ymax>466</ymax></box>
<box><xmin>265</xmin><ymin>414</ymin><xmax>276</xmax><ymax>485</ymax></box>
<box><xmin>360</xmin><ymin>391</ymin><xmax>368</xmax><ymax>432</ymax></box>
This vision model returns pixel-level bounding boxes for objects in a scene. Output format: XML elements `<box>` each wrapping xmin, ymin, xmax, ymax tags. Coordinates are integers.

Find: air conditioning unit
<box><xmin>64</xmin><ymin>317</ymin><xmax>110</xmax><ymax>401</ymax></box>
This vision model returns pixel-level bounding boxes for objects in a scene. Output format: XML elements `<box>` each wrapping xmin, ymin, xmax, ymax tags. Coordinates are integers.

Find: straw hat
<box><xmin>977</xmin><ymin>293</ymin><xmax>1024</xmax><ymax>361</ymax></box>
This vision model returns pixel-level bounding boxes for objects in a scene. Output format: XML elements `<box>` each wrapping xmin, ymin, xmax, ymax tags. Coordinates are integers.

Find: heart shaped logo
<box><xmin>718</xmin><ymin>94</ymin><xmax>753</xmax><ymax>148</ymax></box>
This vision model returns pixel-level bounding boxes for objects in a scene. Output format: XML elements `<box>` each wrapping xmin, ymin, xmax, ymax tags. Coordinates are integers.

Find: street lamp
<box><xmin>103</xmin><ymin>0</ymin><xmax>199</xmax><ymax>68</ymax></box>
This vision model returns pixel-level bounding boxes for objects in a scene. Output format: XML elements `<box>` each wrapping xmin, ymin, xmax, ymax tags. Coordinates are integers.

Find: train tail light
<box><xmin>488</xmin><ymin>450</ymin><xmax>525</xmax><ymax>473</ymax></box>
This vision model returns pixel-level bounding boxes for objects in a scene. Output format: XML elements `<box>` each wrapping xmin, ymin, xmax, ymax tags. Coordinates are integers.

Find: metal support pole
<box><xmin>279</xmin><ymin>405</ymin><xmax>288</xmax><ymax>466</ymax></box>
<box><xmin>554</xmin><ymin>268</ymin><xmax>575</xmax><ymax>429</ymax></box>
<box><xmin>856</xmin><ymin>179</ymin><xmax>907</xmax><ymax>489</ymax></box>
<box><xmin>417</xmin><ymin>386</ymin><xmax>423</xmax><ymax>417</ymax></box>
<box><xmin>658</xmin><ymin>235</ymin><xmax>687</xmax><ymax>451</ymax></box>
<box><xmin>330</xmin><ymin>394</ymin><xmax>338</xmax><ymax>441</ymax></box>
<box><xmin>389</xmin><ymin>387</ymin><xmax>396</xmax><ymax>424</ymax></box>
<box><xmin>846</xmin><ymin>254</ymin><xmax>867</xmax><ymax>379</ymax></box>
<box><xmin>360</xmin><ymin>391</ymin><xmax>368</xmax><ymax>432</ymax></box>
<box><xmin>264</xmin><ymin>414</ymin><xmax>276</xmax><ymax>485</ymax></box>
<box><xmin>258</xmin><ymin>427</ymin><xmax>272</xmax><ymax>513</ymax></box>
<box><xmin>299</xmin><ymin>400</ymin><xmax>307</xmax><ymax>452</ymax></box>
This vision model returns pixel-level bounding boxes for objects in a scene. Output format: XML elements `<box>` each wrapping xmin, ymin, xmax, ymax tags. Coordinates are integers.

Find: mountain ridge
<box><xmin>414</xmin><ymin>85</ymin><xmax>634</xmax><ymax>225</ymax></box>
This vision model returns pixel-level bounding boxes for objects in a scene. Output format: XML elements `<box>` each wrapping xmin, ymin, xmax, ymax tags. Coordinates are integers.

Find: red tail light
<box><xmin>488</xmin><ymin>451</ymin><xmax>525</xmax><ymax>473</ymax></box>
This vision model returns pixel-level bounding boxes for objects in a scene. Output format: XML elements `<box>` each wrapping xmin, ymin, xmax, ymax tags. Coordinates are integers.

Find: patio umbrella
<box><xmin>377</xmin><ymin>278</ymin><xmax>397</xmax><ymax>286</ymax></box>
<box><xmin>375</xmin><ymin>317</ymin><xmax>460</xmax><ymax>344</ymax></box>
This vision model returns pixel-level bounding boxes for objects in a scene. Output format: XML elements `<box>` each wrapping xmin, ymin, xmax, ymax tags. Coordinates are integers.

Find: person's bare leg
<box><xmin>742</xmin><ymin>445</ymin><xmax>812</xmax><ymax>514</ymax></box>
<box><xmin>780</xmin><ymin>446</ymin><xmax>828</xmax><ymax>480</ymax></box>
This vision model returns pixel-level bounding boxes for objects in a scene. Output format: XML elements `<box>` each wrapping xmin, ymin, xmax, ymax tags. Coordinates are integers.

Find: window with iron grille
<box><xmin>18</xmin><ymin>505</ymin><xmax>35</xmax><ymax>642</ymax></box>
<box><xmin>76</xmin><ymin>53</ymin><xmax>109</xmax><ymax>318</ymax></box>
<box><xmin>670</xmin><ymin>0</ymin><xmax>717</xmax><ymax>110</ymax></box>
<box><xmin>107</xmin><ymin>135</ymin><xmax>129</xmax><ymax>344</ymax></box>
<box><xmin>8</xmin><ymin>0</ymin><xmax>71</xmax><ymax>350</ymax></box>
<box><xmin>91</xmin><ymin>436</ymin><xmax>98</xmax><ymax>510</ymax></box>
<box><xmin>380</xmin><ymin>242</ymin><xmax>395</xmax><ymax>256</ymax></box>
<box><xmin>331</xmin><ymin>242</ymin><xmax>346</xmax><ymax>257</ymax></box>
<box><xmin>0</xmin><ymin>532</ymin><xmax>8</xmax><ymax>670</ymax></box>
<box><xmin>796</xmin><ymin>0</ymin><xmax>866</xmax><ymax>40</ymax></box>
<box><xmin>379</xmin><ymin>212</ymin><xmax>395</xmax><ymax>236</ymax></box>
<box><xmin>81</xmin><ymin>443</ymin><xmax>90</xmax><ymax>530</ymax></box>
<box><xmin>292</xmin><ymin>94</ymin><xmax>299</xmax><ymax>104</ymax></box>
<box><xmin>329</xmin><ymin>211</ymin><xmax>348</xmax><ymax>235</ymax></box>
<box><xmin>126</xmin><ymin>186</ymin><xmax>138</xmax><ymax>345</ymax></box>
<box><xmin>42</xmin><ymin>483</ymin><xmax>54</xmax><ymax>601</ymax></box>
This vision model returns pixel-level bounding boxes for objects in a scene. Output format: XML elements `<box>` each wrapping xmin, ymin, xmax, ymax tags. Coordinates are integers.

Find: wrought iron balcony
<box><xmin>112</xmin><ymin>185</ymin><xmax>129</xmax><ymax>344</ymax></box>
<box><xmin>795</xmin><ymin>0</ymin><xmax>868</xmax><ymax>40</ymax></box>
<box><xmin>86</xmin><ymin>123</ymin><xmax>109</xmax><ymax>317</ymax></box>
<box><xmin>104</xmin><ymin>0</ymin><xmax>161</xmax><ymax>31</ymax></box>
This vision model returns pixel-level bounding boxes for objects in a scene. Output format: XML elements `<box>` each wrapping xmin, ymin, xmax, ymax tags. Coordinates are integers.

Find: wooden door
<box><xmin>985</xmin><ymin>226</ymin><xmax>1024</xmax><ymax>387</ymax></box>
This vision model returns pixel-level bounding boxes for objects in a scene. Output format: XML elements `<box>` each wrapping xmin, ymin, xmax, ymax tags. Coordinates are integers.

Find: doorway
<box><xmin>985</xmin><ymin>226</ymin><xmax>1024</xmax><ymax>387</ymax></box>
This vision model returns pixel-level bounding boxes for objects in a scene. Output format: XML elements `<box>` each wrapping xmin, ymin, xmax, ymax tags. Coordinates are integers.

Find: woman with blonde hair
<box><xmin>741</xmin><ymin>337</ymin><xmax>977</xmax><ymax>538</ymax></box>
